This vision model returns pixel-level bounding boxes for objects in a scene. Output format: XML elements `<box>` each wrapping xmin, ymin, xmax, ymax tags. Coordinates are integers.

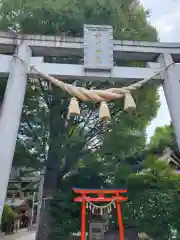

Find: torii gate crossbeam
<box><xmin>0</xmin><ymin>25</ymin><xmax>180</xmax><ymax>228</ymax></box>
<box><xmin>1</xmin><ymin>30</ymin><xmax>180</xmax><ymax>61</ymax></box>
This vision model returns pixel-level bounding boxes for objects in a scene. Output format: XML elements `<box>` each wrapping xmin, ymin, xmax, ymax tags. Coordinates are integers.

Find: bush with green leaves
<box><xmin>1</xmin><ymin>204</ymin><xmax>18</xmax><ymax>234</ymax></box>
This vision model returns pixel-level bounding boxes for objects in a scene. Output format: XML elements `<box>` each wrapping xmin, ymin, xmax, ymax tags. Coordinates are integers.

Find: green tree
<box><xmin>149</xmin><ymin>123</ymin><xmax>179</xmax><ymax>155</ymax></box>
<box><xmin>0</xmin><ymin>0</ymin><xmax>160</xmax><ymax>240</ymax></box>
<box><xmin>1</xmin><ymin>204</ymin><xmax>18</xmax><ymax>234</ymax></box>
<box><xmin>114</xmin><ymin>154</ymin><xmax>180</xmax><ymax>239</ymax></box>
<box><xmin>50</xmin><ymin>150</ymin><xmax>180</xmax><ymax>239</ymax></box>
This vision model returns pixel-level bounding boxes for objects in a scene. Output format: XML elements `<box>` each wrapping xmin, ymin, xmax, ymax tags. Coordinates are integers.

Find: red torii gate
<box><xmin>73</xmin><ymin>188</ymin><xmax>128</xmax><ymax>240</ymax></box>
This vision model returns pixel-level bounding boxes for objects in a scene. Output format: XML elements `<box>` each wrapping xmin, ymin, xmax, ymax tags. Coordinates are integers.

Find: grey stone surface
<box><xmin>1</xmin><ymin>29</ymin><xmax>180</xmax><ymax>61</ymax></box>
<box><xmin>3</xmin><ymin>231</ymin><xmax>35</xmax><ymax>240</ymax></box>
<box><xmin>159</xmin><ymin>53</ymin><xmax>180</xmax><ymax>151</ymax></box>
<box><xmin>84</xmin><ymin>25</ymin><xmax>113</xmax><ymax>70</ymax></box>
<box><xmin>0</xmin><ymin>42</ymin><xmax>32</xmax><ymax>222</ymax></box>
<box><xmin>0</xmin><ymin>232</ymin><xmax>5</xmax><ymax>239</ymax></box>
<box><xmin>0</xmin><ymin>56</ymin><xmax>163</xmax><ymax>83</ymax></box>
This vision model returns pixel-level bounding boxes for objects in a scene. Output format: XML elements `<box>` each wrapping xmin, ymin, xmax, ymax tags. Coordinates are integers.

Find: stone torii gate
<box><xmin>0</xmin><ymin>24</ymin><xmax>180</xmax><ymax>225</ymax></box>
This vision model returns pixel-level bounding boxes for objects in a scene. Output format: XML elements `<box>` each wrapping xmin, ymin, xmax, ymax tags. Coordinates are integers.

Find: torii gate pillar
<box><xmin>158</xmin><ymin>53</ymin><xmax>180</xmax><ymax>150</ymax></box>
<box><xmin>0</xmin><ymin>42</ymin><xmax>31</xmax><ymax>222</ymax></box>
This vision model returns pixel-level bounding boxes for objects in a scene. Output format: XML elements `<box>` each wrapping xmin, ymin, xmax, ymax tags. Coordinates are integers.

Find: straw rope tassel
<box><xmin>68</xmin><ymin>97</ymin><xmax>80</xmax><ymax>116</ymax></box>
<box><xmin>14</xmin><ymin>54</ymin><xmax>174</xmax><ymax>120</ymax></box>
<box><xmin>99</xmin><ymin>101</ymin><xmax>111</xmax><ymax>121</ymax></box>
<box><xmin>124</xmin><ymin>92</ymin><xmax>136</xmax><ymax>112</ymax></box>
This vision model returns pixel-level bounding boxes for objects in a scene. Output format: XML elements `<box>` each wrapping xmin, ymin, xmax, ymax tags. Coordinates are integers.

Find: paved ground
<box><xmin>2</xmin><ymin>230</ymin><xmax>35</xmax><ymax>240</ymax></box>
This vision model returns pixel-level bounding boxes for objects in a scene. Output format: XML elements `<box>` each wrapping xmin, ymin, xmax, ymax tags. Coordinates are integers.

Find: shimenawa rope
<box><xmin>13</xmin><ymin>54</ymin><xmax>173</xmax><ymax>120</ymax></box>
<box><xmin>85</xmin><ymin>197</ymin><xmax>116</xmax><ymax>215</ymax></box>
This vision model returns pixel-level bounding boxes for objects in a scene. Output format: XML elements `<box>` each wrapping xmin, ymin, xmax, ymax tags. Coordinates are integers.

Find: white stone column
<box><xmin>0</xmin><ymin>42</ymin><xmax>31</xmax><ymax>222</ymax></box>
<box><xmin>158</xmin><ymin>53</ymin><xmax>180</xmax><ymax>150</ymax></box>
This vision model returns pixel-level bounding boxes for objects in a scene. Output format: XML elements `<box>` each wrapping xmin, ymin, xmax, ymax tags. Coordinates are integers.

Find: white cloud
<box><xmin>141</xmin><ymin>0</ymin><xmax>180</xmax><ymax>41</ymax></box>
<box><xmin>154</xmin><ymin>5</ymin><xmax>180</xmax><ymax>41</ymax></box>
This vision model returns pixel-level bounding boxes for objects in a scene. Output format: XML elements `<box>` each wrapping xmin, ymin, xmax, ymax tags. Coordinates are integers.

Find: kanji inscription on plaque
<box><xmin>84</xmin><ymin>25</ymin><xmax>113</xmax><ymax>70</ymax></box>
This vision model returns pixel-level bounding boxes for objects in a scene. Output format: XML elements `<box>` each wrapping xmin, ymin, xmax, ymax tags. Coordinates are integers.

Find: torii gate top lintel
<box><xmin>1</xmin><ymin>27</ymin><xmax>180</xmax><ymax>62</ymax></box>
<box><xmin>73</xmin><ymin>188</ymin><xmax>128</xmax><ymax>202</ymax></box>
<box><xmin>73</xmin><ymin>187</ymin><xmax>128</xmax><ymax>194</ymax></box>
<box><xmin>0</xmin><ymin>24</ymin><xmax>178</xmax><ymax>85</ymax></box>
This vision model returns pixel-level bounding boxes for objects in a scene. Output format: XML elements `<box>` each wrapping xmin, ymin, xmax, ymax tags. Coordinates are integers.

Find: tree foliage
<box><xmin>1</xmin><ymin>204</ymin><xmax>18</xmax><ymax>234</ymax></box>
<box><xmin>0</xmin><ymin>0</ymin><xmax>159</xmax><ymax>167</ymax></box>
<box><xmin>149</xmin><ymin>123</ymin><xmax>179</xmax><ymax>155</ymax></box>
<box><xmin>1</xmin><ymin>0</ymin><xmax>179</xmax><ymax>239</ymax></box>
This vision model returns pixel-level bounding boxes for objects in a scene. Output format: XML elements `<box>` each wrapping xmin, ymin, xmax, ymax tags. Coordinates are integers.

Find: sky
<box><xmin>140</xmin><ymin>0</ymin><xmax>180</xmax><ymax>140</ymax></box>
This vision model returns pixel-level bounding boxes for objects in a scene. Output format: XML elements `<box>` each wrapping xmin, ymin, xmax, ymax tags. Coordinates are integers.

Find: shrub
<box><xmin>1</xmin><ymin>204</ymin><xmax>18</xmax><ymax>234</ymax></box>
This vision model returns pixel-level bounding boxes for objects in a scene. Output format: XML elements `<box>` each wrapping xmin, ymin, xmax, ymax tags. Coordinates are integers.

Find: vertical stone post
<box><xmin>158</xmin><ymin>53</ymin><xmax>180</xmax><ymax>150</ymax></box>
<box><xmin>35</xmin><ymin>176</ymin><xmax>44</xmax><ymax>236</ymax></box>
<box><xmin>0</xmin><ymin>42</ymin><xmax>31</xmax><ymax>223</ymax></box>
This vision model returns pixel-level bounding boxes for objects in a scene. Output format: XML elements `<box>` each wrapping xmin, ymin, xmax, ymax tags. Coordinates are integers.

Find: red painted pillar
<box><xmin>81</xmin><ymin>198</ymin><xmax>86</xmax><ymax>240</ymax></box>
<box><xmin>116</xmin><ymin>200</ymin><xmax>124</xmax><ymax>240</ymax></box>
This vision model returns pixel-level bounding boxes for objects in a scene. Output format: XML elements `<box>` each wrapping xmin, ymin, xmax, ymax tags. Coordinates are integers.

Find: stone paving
<box><xmin>2</xmin><ymin>230</ymin><xmax>35</xmax><ymax>240</ymax></box>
